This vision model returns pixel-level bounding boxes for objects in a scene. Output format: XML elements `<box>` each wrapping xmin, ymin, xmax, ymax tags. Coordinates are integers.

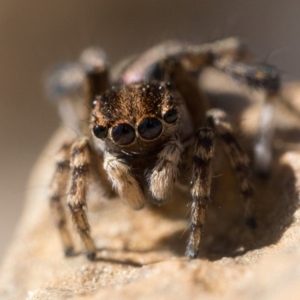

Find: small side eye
<box><xmin>138</xmin><ymin>118</ymin><xmax>162</xmax><ymax>140</ymax></box>
<box><xmin>163</xmin><ymin>109</ymin><xmax>178</xmax><ymax>123</ymax></box>
<box><xmin>112</xmin><ymin>123</ymin><xmax>135</xmax><ymax>145</ymax></box>
<box><xmin>93</xmin><ymin>125</ymin><xmax>108</xmax><ymax>139</ymax></box>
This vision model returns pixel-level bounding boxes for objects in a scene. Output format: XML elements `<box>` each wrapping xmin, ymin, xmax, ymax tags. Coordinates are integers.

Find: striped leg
<box><xmin>68</xmin><ymin>137</ymin><xmax>96</xmax><ymax>260</ymax></box>
<box><xmin>186</xmin><ymin>127</ymin><xmax>215</xmax><ymax>259</ymax></box>
<box><xmin>206</xmin><ymin>109</ymin><xmax>256</xmax><ymax>228</ymax></box>
<box><xmin>49</xmin><ymin>142</ymin><xmax>74</xmax><ymax>256</ymax></box>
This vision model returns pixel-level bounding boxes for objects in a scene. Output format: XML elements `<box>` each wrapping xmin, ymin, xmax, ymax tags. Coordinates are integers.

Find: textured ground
<box><xmin>1</xmin><ymin>74</ymin><xmax>300</xmax><ymax>299</ymax></box>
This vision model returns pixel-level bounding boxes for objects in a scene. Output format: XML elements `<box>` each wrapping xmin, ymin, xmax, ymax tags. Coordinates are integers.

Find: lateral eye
<box><xmin>163</xmin><ymin>109</ymin><xmax>178</xmax><ymax>123</ymax></box>
<box><xmin>112</xmin><ymin>123</ymin><xmax>135</xmax><ymax>145</ymax></box>
<box><xmin>93</xmin><ymin>125</ymin><xmax>108</xmax><ymax>139</ymax></box>
<box><xmin>138</xmin><ymin>118</ymin><xmax>162</xmax><ymax>140</ymax></box>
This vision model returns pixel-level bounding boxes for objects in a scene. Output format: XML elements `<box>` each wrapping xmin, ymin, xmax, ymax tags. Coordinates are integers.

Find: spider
<box><xmin>47</xmin><ymin>37</ymin><xmax>280</xmax><ymax>260</ymax></box>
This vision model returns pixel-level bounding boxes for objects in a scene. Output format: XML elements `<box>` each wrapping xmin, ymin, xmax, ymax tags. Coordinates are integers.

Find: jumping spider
<box><xmin>48</xmin><ymin>38</ymin><xmax>280</xmax><ymax>260</ymax></box>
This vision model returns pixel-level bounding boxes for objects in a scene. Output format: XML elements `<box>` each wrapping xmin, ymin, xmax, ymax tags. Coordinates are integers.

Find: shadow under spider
<box><xmin>92</xmin><ymin>256</ymin><xmax>143</xmax><ymax>267</ymax></box>
<box><xmin>154</xmin><ymin>152</ymin><xmax>299</xmax><ymax>261</ymax></box>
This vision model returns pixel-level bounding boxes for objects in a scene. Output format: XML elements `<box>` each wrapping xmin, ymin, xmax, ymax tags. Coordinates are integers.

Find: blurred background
<box><xmin>1</xmin><ymin>0</ymin><xmax>300</xmax><ymax>260</ymax></box>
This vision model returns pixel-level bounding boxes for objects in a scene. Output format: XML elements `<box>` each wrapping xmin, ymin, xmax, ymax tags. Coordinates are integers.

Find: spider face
<box><xmin>91</xmin><ymin>82</ymin><xmax>180</xmax><ymax>154</ymax></box>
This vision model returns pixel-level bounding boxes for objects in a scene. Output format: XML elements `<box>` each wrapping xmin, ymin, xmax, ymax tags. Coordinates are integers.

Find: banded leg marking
<box><xmin>186</xmin><ymin>127</ymin><xmax>215</xmax><ymax>258</ymax></box>
<box><xmin>49</xmin><ymin>142</ymin><xmax>74</xmax><ymax>256</ymax></box>
<box><xmin>68</xmin><ymin>138</ymin><xmax>96</xmax><ymax>260</ymax></box>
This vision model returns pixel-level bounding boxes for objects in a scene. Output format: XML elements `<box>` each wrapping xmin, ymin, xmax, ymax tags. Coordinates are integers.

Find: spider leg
<box><xmin>49</xmin><ymin>142</ymin><xmax>74</xmax><ymax>256</ymax></box>
<box><xmin>186</xmin><ymin>108</ymin><xmax>255</xmax><ymax>258</ymax></box>
<box><xmin>121</xmin><ymin>37</ymin><xmax>248</xmax><ymax>85</ymax></box>
<box><xmin>186</xmin><ymin>127</ymin><xmax>215</xmax><ymax>259</ymax></box>
<box><xmin>80</xmin><ymin>47</ymin><xmax>111</xmax><ymax>136</ymax></box>
<box><xmin>103</xmin><ymin>152</ymin><xmax>146</xmax><ymax>210</ymax></box>
<box><xmin>67</xmin><ymin>137</ymin><xmax>96</xmax><ymax>260</ymax></box>
<box><xmin>206</xmin><ymin>109</ymin><xmax>255</xmax><ymax>228</ymax></box>
<box><xmin>213</xmin><ymin>59</ymin><xmax>280</xmax><ymax>177</ymax></box>
<box><xmin>47</xmin><ymin>47</ymin><xmax>110</xmax><ymax>135</ymax></box>
<box><xmin>80</xmin><ymin>47</ymin><xmax>110</xmax><ymax>108</ymax></box>
<box><xmin>253</xmin><ymin>98</ymin><xmax>276</xmax><ymax>178</ymax></box>
<box><xmin>46</xmin><ymin>63</ymin><xmax>85</xmax><ymax>133</ymax></box>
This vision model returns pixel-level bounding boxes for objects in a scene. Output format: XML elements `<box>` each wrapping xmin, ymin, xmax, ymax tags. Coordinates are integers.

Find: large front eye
<box><xmin>112</xmin><ymin>123</ymin><xmax>135</xmax><ymax>145</ymax></box>
<box><xmin>163</xmin><ymin>109</ymin><xmax>178</xmax><ymax>123</ymax></box>
<box><xmin>138</xmin><ymin>118</ymin><xmax>162</xmax><ymax>140</ymax></box>
<box><xmin>93</xmin><ymin>125</ymin><xmax>108</xmax><ymax>139</ymax></box>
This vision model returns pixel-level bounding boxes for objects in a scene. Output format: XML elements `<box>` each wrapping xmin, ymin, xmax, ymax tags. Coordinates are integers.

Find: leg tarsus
<box><xmin>86</xmin><ymin>251</ymin><xmax>96</xmax><ymax>261</ymax></box>
<box><xmin>185</xmin><ymin>247</ymin><xmax>199</xmax><ymax>259</ymax></box>
<box><xmin>64</xmin><ymin>246</ymin><xmax>75</xmax><ymax>257</ymax></box>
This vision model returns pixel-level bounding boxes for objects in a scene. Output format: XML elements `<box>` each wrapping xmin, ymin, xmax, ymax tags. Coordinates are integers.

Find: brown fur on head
<box><xmin>91</xmin><ymin>82</ymin><xmax>180</xmax><ymax>154</ymax></box>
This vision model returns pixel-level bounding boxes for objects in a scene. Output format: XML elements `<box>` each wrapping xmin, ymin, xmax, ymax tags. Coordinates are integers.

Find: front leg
<box><xmin>67</xmin><ymin>137</ymin><xmax>96</xmax><ymax>260</ymax></box>
<box><xmin>49</xmin><ymin>141</ymin><xmax>74</xmax><ymax>256</ymax></box>
<box><xmin>103</xmin><ymin>152</ymin><xmax>146</xmax><ymax>210</ymax></box>
<box><xmin>149</xmin><ymin>135</ymin><xmax>183</xmax><ymax>204</ymax></box>
<box><xmin>186</xmin><ymin>127</ymin><xmax>215</xmax><ymax>259</ymax></box>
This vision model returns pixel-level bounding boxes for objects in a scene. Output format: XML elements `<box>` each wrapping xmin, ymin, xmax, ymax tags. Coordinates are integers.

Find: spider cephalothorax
<box><xmin>48</xmin><ymin>38</ymin><xmax>280</xmax><ymax>260</ymax></box>
<box><xmin>91</xmin><ymin>83</ymin><xmax>181</xmax><ymax>154</ymax></box>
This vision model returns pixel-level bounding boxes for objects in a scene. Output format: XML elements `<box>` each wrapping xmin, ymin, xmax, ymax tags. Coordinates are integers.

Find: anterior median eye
<box><xmin>112</xmin><ymin>123</ymin><xmax>135</xmax><ymax>145</ymax></box>
<box><xmin>138</xmin><ymin>118</ymin><xmax>162</xmax><ymax>140</ymax></box>
<box><xmin>93</xmin><ymin>125</ymin><xmax>108</xmax><ymax>139</ymax></box>
<box><xmin>163</xmin><ymin>109</ymin><xmax>178</xmax><ymax>123</ymax></box>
